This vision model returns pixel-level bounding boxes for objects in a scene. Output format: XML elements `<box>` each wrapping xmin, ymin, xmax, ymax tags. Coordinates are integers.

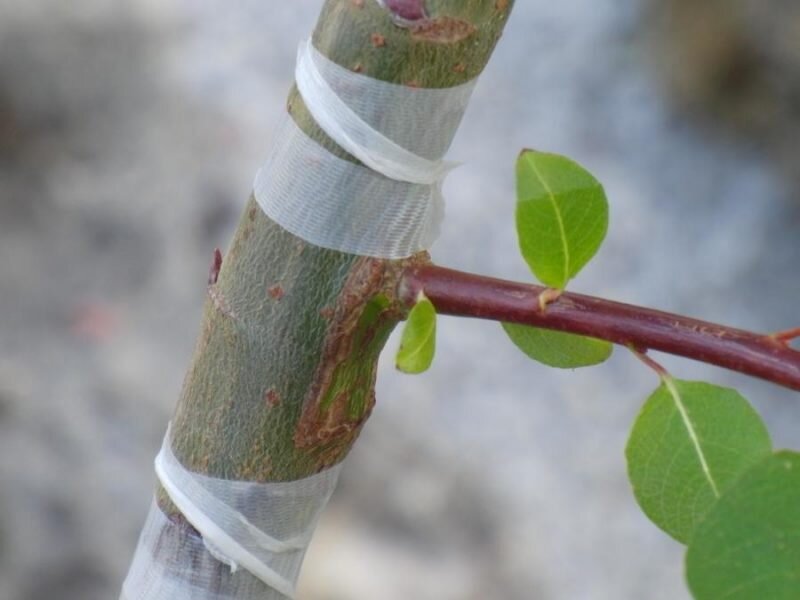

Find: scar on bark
<box><xmin>265</xmin><ymin>388</ymin><xmax>281</xmax><ymax>408</ymax></box>
<box><xmin>268</xmin><ymin>285</ymin><xmax>285</xmax><ymax>300</ymax></box>
<box><xmin>411</xmin><ymin>17</ymin><xmax>477</xmax><ymax>44</ymax></box>
<box><xmin>294</xmin><ymin>254</ymin><xmax>428</xmax><ymax>468</ymax></box>
<box><xmin>294</xmin><ymin>258</ymin><xmax>386</xmax><ymax>455</ymax></box>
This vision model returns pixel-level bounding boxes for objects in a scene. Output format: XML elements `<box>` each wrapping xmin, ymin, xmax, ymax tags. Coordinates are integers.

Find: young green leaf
<box><xmin>501</xmin><ymin>323</ymin><xmax>612</xmax><ymax>368</ymax></box>
<box><xmin>686</xmin><ymin>451</ymin><xmax>800</xmax><ymax>600</ymax></box>
<box><xmin>396</xmin><ymin>293</ymin><xmax>436</xmax><ymax>374</ymax></box>
<box><xmin>516</xmin><ymin>150</ymin><xmax>608</xmax><ymax>289</ymax></box>
<box><xmin>625</xmin><ymin>380</ymin><xmax>772</xmax><ymax>544</ymax></box>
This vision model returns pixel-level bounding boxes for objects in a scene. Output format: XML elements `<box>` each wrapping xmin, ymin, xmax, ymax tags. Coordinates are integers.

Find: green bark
<box><xmin>170</xmin><ymin>0</ymin><xmax>514</xmax><ymax>485</ymax></box>
<box><xmin>154</xmin><ymin>0</ymin><xmax>515</xmax><ymax>595</ymax></box>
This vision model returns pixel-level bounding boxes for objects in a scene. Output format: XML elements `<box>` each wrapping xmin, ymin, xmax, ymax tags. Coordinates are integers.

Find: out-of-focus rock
<box><xmin>648</xmin><ymin>0</ymin><xmax>800</xmax><ymax>195</ymax></box>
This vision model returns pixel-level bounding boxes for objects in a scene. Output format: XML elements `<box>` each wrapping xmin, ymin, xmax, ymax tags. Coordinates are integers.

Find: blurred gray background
<box><xmin>1</xmin><ymin>1</ymin><xmax>799</xmax><ymax>598</ymax></box>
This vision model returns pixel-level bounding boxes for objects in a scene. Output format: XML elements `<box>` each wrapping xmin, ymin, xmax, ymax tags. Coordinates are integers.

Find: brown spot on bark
<box><xmin>411</xmin><ymin>17</ymin><xmax>477</xmax><ymax>44</ymax></box>
<box><xmin>371</xmin><ymin>33</ymin><xmax>386</xmax><ymax>48</ymax></box>
<box><xmin>453</xmin><ymin>62</ymin><xmax>466</xmax><ymax>73</ymax></box>
<box><xmin>351</xmin><ymin>0</ymin><xmax>364</xmax><ymax>6</ymax></box>
<box><xmin>352</xmin><ymin>63</ymin><xmax>364</xmax><ymax>73</ymax></box>
<box><xmin>248</xmin><ymin>205</ymin><xmax>258</xmax><ymax>222</ymax></box>
<box><xmin>268</xmin><ymin>284</ymin><xmax>285</xmax><ymax>300</ymax></box>
<box><xmin>320</xmin><ymin>307</ymin><xmax>335</xmax><ymax>320</ymax></box>
<box><xmin>265</xmin><ymin>388</ymin><xmax>281</xmax><ymax>408</ymax></box>
<box><xmin>496</xmin><ymin>0</ymin><xmax>509</xmax><ymax>10</ymax></box>
<box><xmin>405</xmin><ymin>80</ymin><xmax>421</xmax><ymax>88</ymax></box>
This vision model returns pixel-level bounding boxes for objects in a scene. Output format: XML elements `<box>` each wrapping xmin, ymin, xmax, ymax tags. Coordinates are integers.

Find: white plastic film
<box><xmin>254</xmin><ymin>116</ymin><xmax>445</xmax><ymax>259</ymax></box>
<box><xmin>295</xmin><ymin>39</ymin><xmax>454</xmax><ymax>185</ymax></box>
<box><xmin>120</xmin><ymin>428</ymin><xmax>342</xmax><ymax>600</ymax></box>
<box><xmin>254</xmin><ymin>40</ymin><xmax>477</xmax><ymax>258</ymax></box>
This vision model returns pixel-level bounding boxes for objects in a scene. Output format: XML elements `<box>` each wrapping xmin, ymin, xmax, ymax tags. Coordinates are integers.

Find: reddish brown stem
<box><xmin>400</xmin><ymin>265</ymin><xmax>800</xmax><ymax>392</ymax></box>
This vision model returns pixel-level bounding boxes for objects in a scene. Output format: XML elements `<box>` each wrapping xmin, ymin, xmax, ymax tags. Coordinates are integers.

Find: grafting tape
<box><xmin>254</xmin><ymin>40</ymin><xmax>477</xmax><ymax>258</ymax></box>
<box><xmin>120</xmin><ymin>427</ymin><xmax>342</xmax><ymax>600</ymax></box>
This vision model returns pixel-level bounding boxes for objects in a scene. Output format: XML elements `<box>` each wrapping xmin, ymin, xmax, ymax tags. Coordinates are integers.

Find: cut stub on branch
<box><xmin>379</xmin><ymin>0</ymin><xmax>428</xmax><ymax>22</ymax></box>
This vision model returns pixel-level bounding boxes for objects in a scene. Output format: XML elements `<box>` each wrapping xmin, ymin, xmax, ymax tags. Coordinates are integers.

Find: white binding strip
<box><xmin>253</xmin><ymin>39</ymin><xmax>476</xmax><ymax>259</ymax></box>
<box><xmin>295</xmin><ymin>39</ymin><xmax>453</xmax><ymax>185</ymax></box>
<box><xmin>155</xmin><ymin>433</ymin><xmax>296</xmax><ymax>598</ymax></box>
<box><xmin>253</xmin><ymin>116</ymin><xmax>444</xmax><ymax>259</ymax></box>
<box><xmin>153</xmin><ymin>426</ymin><xmax>342</xmax><ymax>598</ymax></box>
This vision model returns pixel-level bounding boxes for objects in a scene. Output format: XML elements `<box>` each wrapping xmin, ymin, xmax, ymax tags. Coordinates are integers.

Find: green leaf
<box><xmin>396</xmin><ymin>293</ymin><xmax>436</xmax><ymax>374</ymax></box>
<box><xmin>516</xmin><ymin>149</ymin><xmax>609</xmax><ymax>289</ymax></box>
<box><xmin>686</xmin><ymin>451</ymin><xmax>800</xmax><ymax>600</ymax></box>
<box><xmin>625</xmin><ymin>380</ymin><xmax>772</xmax><ymax>544</ymax></box>
<box><xmin>501</xmin><ymin>323</ymin><xmax>612</xmax><ymax>368</ymax></box>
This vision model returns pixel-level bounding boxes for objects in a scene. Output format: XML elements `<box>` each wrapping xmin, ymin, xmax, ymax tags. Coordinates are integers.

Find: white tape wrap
<box><xmin>254</xmin><ymin>40</ymin><xmax>477</xmax><ymax>258</ymax></box>
<box><xmin>121</xmin><ymin>428</ymin><xmax>342</xmax><ymax>600</ymax></box>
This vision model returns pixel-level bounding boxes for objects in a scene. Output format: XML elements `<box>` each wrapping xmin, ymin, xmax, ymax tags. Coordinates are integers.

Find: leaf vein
<box><xmin>663</xmin><ymin>377</ymin><xmax>721</xmax><ymax>498</ymax></box>
<box><xmin>528</xmin><ymin>156</ymin><xmax>570</xmax><ymax>287</ymax></box>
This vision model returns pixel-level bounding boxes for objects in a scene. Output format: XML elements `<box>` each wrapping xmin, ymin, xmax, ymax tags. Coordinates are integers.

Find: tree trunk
<box><xmin>124</xmin><ymin>1</ymin><xmax>515</xmax><ymax>598</ymax></box>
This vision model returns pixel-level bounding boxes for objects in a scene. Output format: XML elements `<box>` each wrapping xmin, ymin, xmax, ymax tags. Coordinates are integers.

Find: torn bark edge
<box><xmin>293</xmin><ymin>252</ymin><xmax>429</xmax><ymax>470</ymax></box>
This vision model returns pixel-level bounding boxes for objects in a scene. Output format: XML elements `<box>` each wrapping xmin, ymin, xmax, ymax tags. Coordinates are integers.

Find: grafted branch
<box><xmin>134</xmin><ymin>1</ymin><xmax>516</xmax><ymax>597</ymax></box>
<box><xmin>400</xmin><ymin>265</ymin><xmax>800</xmax><ymax>391</ymax></box>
